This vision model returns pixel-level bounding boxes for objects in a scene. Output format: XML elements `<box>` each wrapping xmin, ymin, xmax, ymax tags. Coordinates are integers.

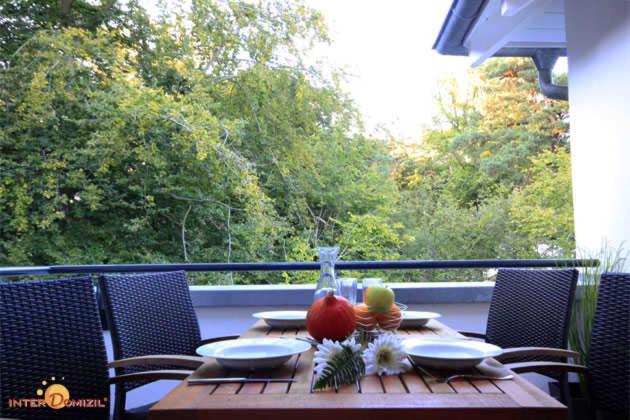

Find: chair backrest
<box><xmin>0</xmin><ymin>277</ymin><xmax>109</xmax><ymax>419</ymax></box>
<box><xmin>587</xmin><ymin>272</ymin><xmax>629</xmax><ymax>416</ymax></box>
<box><xmin>485</xmin><ymin>268</ymin><xmax>578</xmax><ymax>358</ymax></box>
<box><xmin>98</xmin><ymin>271</ymin><xmax>201</xmax><ymax>389</ymax></box>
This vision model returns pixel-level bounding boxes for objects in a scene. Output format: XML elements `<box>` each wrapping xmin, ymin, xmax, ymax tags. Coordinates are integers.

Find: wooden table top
<box><xmin>149</xmin><ymin>319</ymin><xmax>566</xmax><ymax>420</ymax></box>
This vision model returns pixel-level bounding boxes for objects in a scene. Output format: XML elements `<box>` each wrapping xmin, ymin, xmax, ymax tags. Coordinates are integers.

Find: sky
<box><xmin>303</xmin><ymin>0</ymin><xmax>471</xmax><ymax>140</ymax></box>
<box><xmin>300</xmin><ymin>1</ymin><xmax>566</xmax><ymax>140</ymax></box>
<box><xmin>139</xmin><ymin>1</ymin><xmax>477</xmax><ymax>140</ymax></box>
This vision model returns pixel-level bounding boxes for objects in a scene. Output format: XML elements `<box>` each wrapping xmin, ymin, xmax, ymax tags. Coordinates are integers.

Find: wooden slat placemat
<box><xmin>150</xmin><ymin>318</ymin><xmax>566</xmax><ymax>420</ymax></box>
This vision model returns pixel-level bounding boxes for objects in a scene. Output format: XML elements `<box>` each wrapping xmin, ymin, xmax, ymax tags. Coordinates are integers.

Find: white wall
<box><xmin>564</xmin><ymin>0</ymin><xmax>630</xmax><ymax>267</ymax></box>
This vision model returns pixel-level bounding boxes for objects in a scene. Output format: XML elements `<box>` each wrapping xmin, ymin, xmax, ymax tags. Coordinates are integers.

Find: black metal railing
<box><xmin>0</xmin><ymin>258</ymin><xmax>599</xmax><ymax>278</ymax></box>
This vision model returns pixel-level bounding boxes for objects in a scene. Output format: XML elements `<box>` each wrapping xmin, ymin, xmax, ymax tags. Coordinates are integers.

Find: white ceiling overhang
<box><xmin>465</xmin><ymin>0</ymin><xmax>566</xmax><ymax>66</ymax></box>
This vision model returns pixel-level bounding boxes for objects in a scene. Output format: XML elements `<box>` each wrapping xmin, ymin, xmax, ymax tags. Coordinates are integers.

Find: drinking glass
<box><xmin>338</xmin><ymin>277</ymin><xmax>358</xmax><ymax>305</ymax></box>
<box><xmin>314</xmin><ymin>247</ymin><xmax>339</xmax><ymax>301</ymax></box>
<box><xmin>362</xmin><ymin>277</ymin><xmax>383</xmax><ymax>303</ymax></box>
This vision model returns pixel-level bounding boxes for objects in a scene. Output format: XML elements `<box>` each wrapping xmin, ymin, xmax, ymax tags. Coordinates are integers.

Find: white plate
<box><xmin>400</xmin><ymin>311</ymin><xmax>442</xmax><ymax>328</ymax></box>
<box><xmin>252</xmin><ymin>311</ymin><xmax>308</xmax><ymax>328</ymax></box>
<box><xmin>402</xmin><ymin>337</ymin><xmax>503</xmax><ymax>370</ymax></box>
<box><xmin>196</xmin><ymin>338</ymin><xmax>311</xmax><ymax>371</ymax></box>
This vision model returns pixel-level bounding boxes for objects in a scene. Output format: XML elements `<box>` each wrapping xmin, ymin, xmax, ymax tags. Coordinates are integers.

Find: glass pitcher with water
<box><xmin>314</xmin><ymin>247</ymin><xmax>339</xmax><ymax>301</ymax></box>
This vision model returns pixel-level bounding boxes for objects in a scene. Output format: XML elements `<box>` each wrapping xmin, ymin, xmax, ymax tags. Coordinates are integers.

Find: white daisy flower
<box><xmin>313</xmin><ymin>337</ymin><xmax>362</xmax><ymax>381</ymax></box>
<box><xmin>341</xmin><ymin>336</ymin><xmax>361</xmax><ymax>353</ymax></box>
<box><xmin>362</xmin><ymin>333</ymin><xmax>407</xmax><ymax>376</ymax></box>
<box><xmin>313</xmin><ymin>339</ymin><xmax>344</xmax><ymax>380</ymax></box>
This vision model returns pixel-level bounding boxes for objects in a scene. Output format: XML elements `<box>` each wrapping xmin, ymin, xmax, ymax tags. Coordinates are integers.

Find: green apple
<box><xmin>366</xmin><ymin>285</ymin><xmax>395</xmax><ymax>314</ymax></box>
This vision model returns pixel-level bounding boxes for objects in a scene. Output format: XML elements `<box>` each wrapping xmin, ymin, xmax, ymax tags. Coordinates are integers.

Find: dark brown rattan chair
<box><xmin>98</xmin><ymin>271</ymin><xmax>237</xmax><ymax>418</ymax></box>
<box><xmin>504</xmin><ymin>272</ymin><xmax>630</xmax><ymax>419</ymax></box>
<box><xmin>0</xmin><ymin>277</ymin><xmax>191</xmax><ymax>420</ymax></box>
<box><xmin>459</xmin><ymin>268</ymin><xmax>579</xmax><ymax>408</ymax></box>
<box><xmin>461</xmin><ymin>268</ymin><xmax>578</xmax><ymax>354</ymax></box>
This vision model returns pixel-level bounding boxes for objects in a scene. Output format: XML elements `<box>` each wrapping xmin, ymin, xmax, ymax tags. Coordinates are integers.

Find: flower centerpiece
<box><xmin>363</xmin><ymin>333</ymin><xmax>407</xmax><ymax>376</ymax></box>
<box><xmin>313</xmin><ymin>337</ymin><xmax>364</xmax><ymax>389</ymax></box>
<box><xmin>312</xmin><ymin>333</ymin><xmax>408</xmax><ymax>390</ymax></box>
<box><xmin>309</xmin><ymin>283</ymin><xmax>409</xmax><ymax>391</ymax></box>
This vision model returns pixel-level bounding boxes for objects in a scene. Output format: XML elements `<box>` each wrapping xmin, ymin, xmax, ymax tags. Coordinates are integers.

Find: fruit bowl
<box><xmin>375</xmin><ymin>303</ymin><xmax>404</xmax><ymax>331</ymax></box>
<box><xmin>354</xmin><ymin>302</ymin><xmax>407</xmax><ymax>333</ymax></box>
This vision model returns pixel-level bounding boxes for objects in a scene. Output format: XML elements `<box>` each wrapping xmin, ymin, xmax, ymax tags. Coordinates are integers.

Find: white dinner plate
<box><xmin>400</xmin><ymin>311</ymin><xmax>442</xmax><ymax>328</ymax></box>
<box><xmin>402</xmin><ymin>337</ymin><xmax>503</xmax><ymax>370</ymax></box>
<box><xmin>196</xmin><ymin>338</ymin><xmax>311</xmax><ymax>371</ymax></box>
<box><xmin>252</xmin><ymin>310</ymin><xmax>308</xmax><ymax>328</ymax></box>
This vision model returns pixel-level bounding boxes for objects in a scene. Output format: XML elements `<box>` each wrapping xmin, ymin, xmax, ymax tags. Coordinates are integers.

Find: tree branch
<box><xmin>181</xmin><ymin>204</ymin><xmax>192</xmax><ymax>262</ymax></box>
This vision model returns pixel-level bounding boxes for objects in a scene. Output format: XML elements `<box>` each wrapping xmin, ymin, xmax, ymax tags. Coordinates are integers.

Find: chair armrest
<box><xmin>458</xmin><ymin>331</ymin><xmax>487</xmax><ymax>340</ymax></box>
<box><xmin>505</xmin><ymin>361</ymin><xmax>588</xmax><ymax>375</ymax></box>
<box><xmin>109</xmin><ymin>369</ymin><xmax>194</xmax><ymax>384</ymax></box>
<box><xmin>496</xmin><ymin>347</ymin><xmax>581</xmax><ymax>362</ymax></box>
<box><xmin>200</xmin><ymin>335</ymin><xmax>240</xmax><ymax>345</ymax></box>
<box><xmin>108</xmin><ymin>355</ymin><xmax>206</xmax><ymax>369</ymax></box>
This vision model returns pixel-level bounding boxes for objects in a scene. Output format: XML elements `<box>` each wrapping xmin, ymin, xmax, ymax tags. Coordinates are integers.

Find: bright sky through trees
<box><xmin>140</xmin><ymin>0</ymin><xmax>472</xmax><ymax>140</ymax></box>
<box><xmin>304</xmin><ymin>0</ymin><xmax>470</xmax><ymax>140</ymax></box>
<box><xmin>303</xmin><ymin>0</ymin><xmax>566</xmax><ymax>140</ymax></box>
<box><xmin>140</xmin><ymin>0</ymin><xmax>566</xmax><ymax>141</ymax></box>
<box><xmin>1</xmin><ymin>0</ymin><xmax>574</xmax><ymax>280</ymax></box>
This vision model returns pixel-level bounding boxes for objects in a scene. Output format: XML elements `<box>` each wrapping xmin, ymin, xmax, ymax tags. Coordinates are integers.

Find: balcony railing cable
<box><xmin>0</xmin><ymin>259</ymin><xmax>599</xmax><ymax>278</ymax></box>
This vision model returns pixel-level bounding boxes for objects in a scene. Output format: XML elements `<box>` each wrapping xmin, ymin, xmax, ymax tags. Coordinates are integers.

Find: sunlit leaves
<box><xmin>394</xmin><ymin>58</ymin><xmax>574</xmax><ymax>262</ymax></box>
<box><xmin>510</xmin><ymin>149</ymin><xmax>574</xmax><ymax>255</ymax></box>
<box><xmin>0</xmin><ymin>4</ymin><xmax>574</xmax><ymax>279</ymax></box>
<box><xmin>0</xmin><ymin>0</ymin><xmax>399</xmax><ymax>281</ymax></box>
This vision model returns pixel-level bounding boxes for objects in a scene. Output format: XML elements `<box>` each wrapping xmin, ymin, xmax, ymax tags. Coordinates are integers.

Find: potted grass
<box><xmin>550</xmin><ymin>244</ymin><xmax>627</xmax><ymax>419</ymax></box>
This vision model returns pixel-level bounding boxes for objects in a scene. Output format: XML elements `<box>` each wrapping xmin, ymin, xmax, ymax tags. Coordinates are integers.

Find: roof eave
<box><xmin>432</xmin><ymin>0</ymin><xmax>568</xmax><ymax>100</ymax></box>
<box><xmin>433</xmin><ymin>0</ymin><xmax>488</xmax><ymax>56</ymax></box>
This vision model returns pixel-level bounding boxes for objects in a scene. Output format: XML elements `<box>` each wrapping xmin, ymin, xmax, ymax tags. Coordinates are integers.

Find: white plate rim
<box><xmin>401</xmin><ymin>311</ymin><xmax>442</xmax><ymax>320</ymax></box>
<box><xmin>196</xmin><ymin>338</ymin><xmax>311</xmax><ymax>360</ymax></box>
<box><xmin>252</xmin><ymin>310</ymin><xmax>308</xmax><ymax>321</ymax></box>
<box><xmin>402</xmin><ymin>337</ymin><xmax>503</xmax><ymax>360</ymax></box>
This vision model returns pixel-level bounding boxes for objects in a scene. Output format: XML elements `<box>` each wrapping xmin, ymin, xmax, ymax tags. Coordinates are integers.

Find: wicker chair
<box><xmin>98</xmin><ymin>271</ymin><xmax>237</xmax><ymax>418</ymax></box>
<box><xmin>504</xmin><ymin>272</ymin><xmax>630</xmax><ymax>419</ymax></box>
<box><xmin>0</xmin><ymin>277</ymin><xmax>192</xmax><ymax>420</ymax></box>
<box><xmin>459</xmin><ymin>268</ymin><xmax>579</xmax><ymax>407</ymax></box>
<box><xmin>461</xmin><ymin>268</ymin><xmax>578</xmax><ymax>353</ymax></box>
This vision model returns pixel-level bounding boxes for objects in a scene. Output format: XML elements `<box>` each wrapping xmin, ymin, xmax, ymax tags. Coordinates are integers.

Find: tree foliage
<box><xmin>393</xmin><ymin>58</ymin><xmax>573</xmax><ymax>276</ymax></box>
<box><xmin>0</xmin><ymin>1</ymin><xmax>574</xmax><ymax>283</ymax></box>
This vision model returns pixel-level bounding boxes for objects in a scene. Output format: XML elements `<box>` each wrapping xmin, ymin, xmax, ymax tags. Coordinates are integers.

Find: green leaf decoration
<box><xmin>313</xmin><ymin>345</ymin><xmax>365</xmax><ymax>391</ymax></box>
<box><xmin>354</xmin><ymin>330</ymin><xmax>378</xmax><ymax>348</ymax></box>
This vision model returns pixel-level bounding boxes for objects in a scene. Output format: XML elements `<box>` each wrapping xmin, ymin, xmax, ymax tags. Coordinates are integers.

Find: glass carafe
<box><xmin>314</xmin><ymin>247</ymin><xmax>339</xmax><ymax>301</ymax></box>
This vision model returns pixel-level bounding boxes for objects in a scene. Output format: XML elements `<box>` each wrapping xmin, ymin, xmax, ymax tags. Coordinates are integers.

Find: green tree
<box><xmin>0</xmin><ymin>2</ymin><xmax>575</xmax><ymax>283</ymax></box>
<box><xmin>393</xmin><ymin>58</ymin><xmax>574</xmax><ymax>269</ymax></box>
<box><xmin>511</xmin><ymin>149</ymin><xmax>574</xmax><ymax>255</ymax></box>
<box><xmin>0</xmin><ymin>0</ymin><xmax>400</xmax><ymax>283</ymax></box>
<box><xmin>0</xmin><ymin>0</ymin><xmax>133</xmax><ymax>65</ymax></box>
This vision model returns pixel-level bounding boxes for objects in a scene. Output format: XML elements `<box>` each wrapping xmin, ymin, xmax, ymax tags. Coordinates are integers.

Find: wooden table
<box><xmin>149</xmin><ymin>320</ymin><xmax>566</xmax><ymax>420</ymax></box>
